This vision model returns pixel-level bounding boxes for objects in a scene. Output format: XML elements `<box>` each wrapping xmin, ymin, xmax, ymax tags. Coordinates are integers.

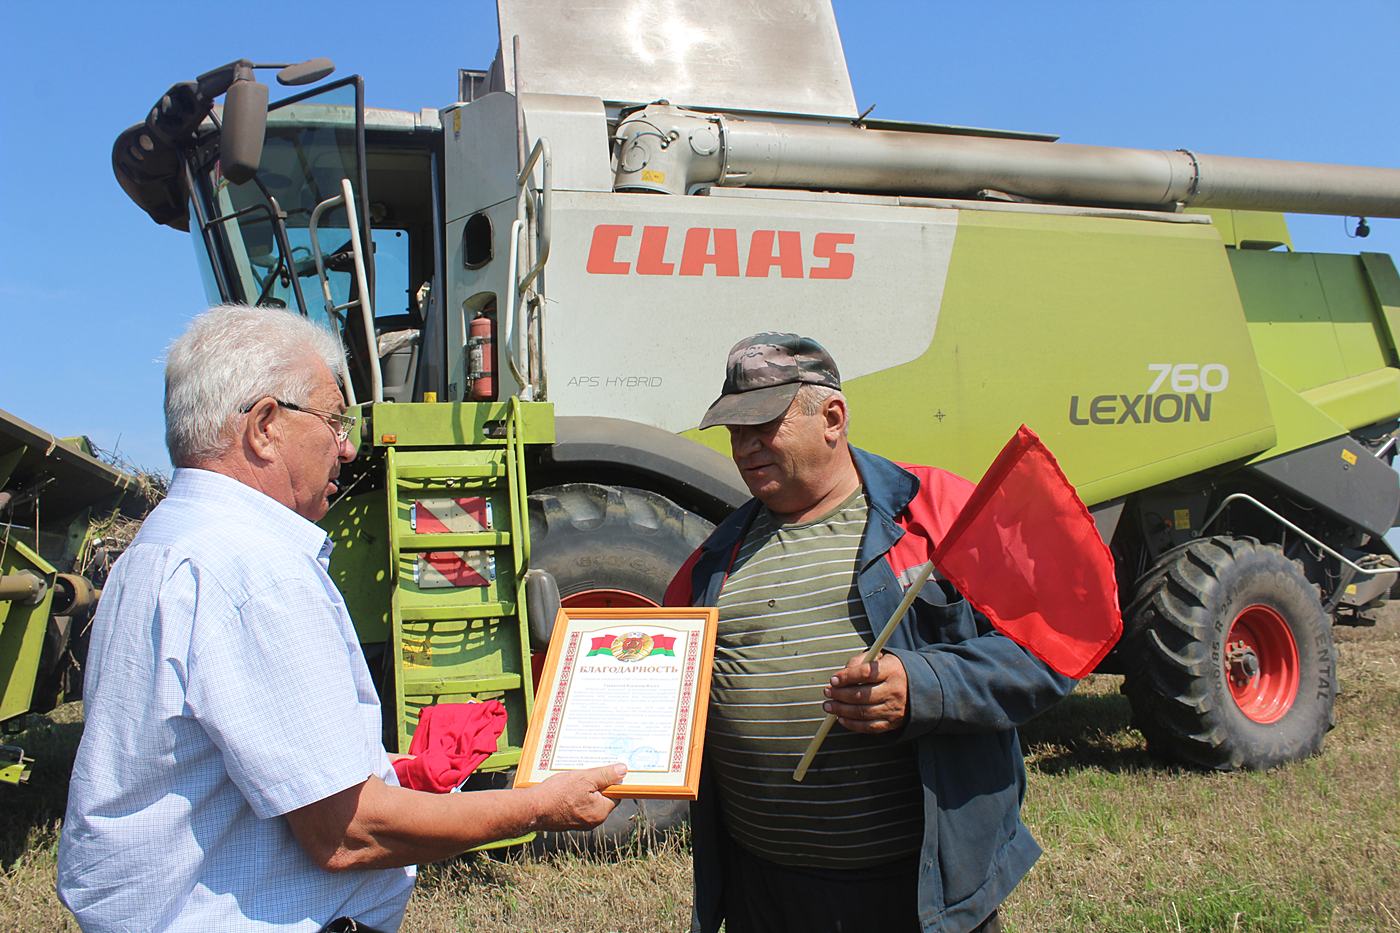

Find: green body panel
<box><xmin>365</xmin><ymin>401</ymin><xmax>556</xmax><ymax>448</ymax></box>
<box><xmin>1301</xmin><ymin>369</ymin><xmax>1400</xmax><ymax>429</ymax></box>
<box><xmin>1252</xmin><ymin>368</ymin><xmax>1348</xmax><ymax>455</ymax></box>
<box><xmin>323</xmin><ymin>489</ymin><xmax>392</xmax><ymax>645</ymax></box>
<box><xmin>1230</xmin><ymin>250</ymin><xmax>1400</xmax><ymax>462</ymax></box>
<box><xmin>828</xmin><ymin>209</ymin><xmax>1273</xmax><ymax>505</ymax></box>
<box><xmin>1191</xmin><ymin>209</ymin><xmax>1292</xmax><ymax>251</ymax></box>
<box><xmin>689</xmin><ymin>209</ymin><xmax>1400</xmax><ymax>510</ymax></box>
<box><xmin>0</xmin><ymin>539</ymin><xmax>56</xmax><ymax>724</ymax></box>
<box><xmin>1360</xmin><ymin>252</ymin><xmax>1400</xmax><ymax>358</ymax></box>
<box><xmin>1234</xmin><ymin>252</ymin><xmax>1393</xmax><ymax>391</ymax></box>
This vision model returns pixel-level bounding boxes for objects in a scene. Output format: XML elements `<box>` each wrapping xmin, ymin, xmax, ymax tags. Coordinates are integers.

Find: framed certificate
<box><xmin>515</xmin><ymin>607</ymin><xmax>718</xmax><ymax>800</ymax></box>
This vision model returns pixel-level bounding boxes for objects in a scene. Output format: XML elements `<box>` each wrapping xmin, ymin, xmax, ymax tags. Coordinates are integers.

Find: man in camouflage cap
<box><xmin>698</xmin><ymin>333</ymin><xmax>844</xmax><ymax>431</ymax></box>
<box><xmin>668</xmin><ymin>333</ymin><xmax>1072</xmax><ymax>933</ymax></box>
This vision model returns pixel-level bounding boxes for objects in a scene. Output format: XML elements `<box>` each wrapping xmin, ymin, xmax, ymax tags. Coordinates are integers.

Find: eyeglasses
<box><xmin>241</xmin><ymin>398</ymin><xmax>357</xmax><ymax>444</ymax></box>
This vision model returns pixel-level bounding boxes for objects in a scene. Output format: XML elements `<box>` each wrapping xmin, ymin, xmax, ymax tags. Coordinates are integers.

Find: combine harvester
<box><xmin>102</xmin><ymin>0</ymin><xmax>1400</xmax><ymax>819</ymax></box>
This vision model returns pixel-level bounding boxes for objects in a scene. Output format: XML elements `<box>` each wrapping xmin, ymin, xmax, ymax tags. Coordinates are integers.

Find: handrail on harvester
<box><xmin>1199</xmin><ymin>493</ymin><xmax>1400</xmax><ymax>578</ymax></box>
<box><xmin>309</xmin><ymin>178</ymin><xmax>383</xmax><ymax>404</ymax></box>
<box><xmin>504</xmin><ymin>137</ymin><xmax>552</xmax><ymax>401</ymax></box>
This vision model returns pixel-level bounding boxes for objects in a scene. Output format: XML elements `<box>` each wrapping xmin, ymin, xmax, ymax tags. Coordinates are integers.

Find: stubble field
<box><xmin>3</xmin><ymin>611</ymin><xmax>1397</xmax><ymax>932</ymax></box>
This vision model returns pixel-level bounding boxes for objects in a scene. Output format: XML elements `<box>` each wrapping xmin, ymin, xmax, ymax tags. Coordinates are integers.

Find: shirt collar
<box><xmin>167</xmin><ymin>468</ymin><xmax>333</xmax><ymax>559</ymax></box>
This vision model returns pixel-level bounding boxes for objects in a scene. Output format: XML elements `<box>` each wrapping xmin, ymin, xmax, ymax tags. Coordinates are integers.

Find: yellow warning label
<box><xmin>422</xmin><ymin>391</ymin><xmax>438</xmax><ymax>403</ymax></box>
<box><xmin>1345</xmin><ymin>584</ymin><xmax>1357</xmax><ymax>595</ymax></box>
<box><xmin>1173</xmin><ymin>508</ymin><xmax>1192</xmax><ymax>531</ymax></box>
<box><xmin>1341</xmin><ymin>449</ymin><xmax>1358</xmax><ymax>466</ymax></box>
<box><xmin>641</xmin><ymin>169</ymin><xmax>666</xmax><ymax>184</ymax></box>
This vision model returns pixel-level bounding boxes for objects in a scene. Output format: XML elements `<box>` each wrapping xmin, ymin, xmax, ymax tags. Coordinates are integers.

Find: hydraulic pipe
<box><xmin>614</xmin><ymin>105</ymin><xmax>1400</xmax><ymax>217</ymax></box>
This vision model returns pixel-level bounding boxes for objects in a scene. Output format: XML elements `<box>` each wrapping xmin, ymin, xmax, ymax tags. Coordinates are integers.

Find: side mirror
<box><xmin>277</xmin><ymin>58</ymin><xmax>335</xmax><ymax>86</ymax></box>
<box><xmin>221</xmin><ymin>76</ymin><xmax>268</xmax><ymax>185</ymax></box>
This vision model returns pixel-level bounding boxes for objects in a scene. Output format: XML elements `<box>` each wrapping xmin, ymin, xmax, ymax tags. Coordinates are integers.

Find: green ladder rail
<box><xmin>382</xmin><ymin>399</ymin><xmax>536</xmax><ymax>784</ymax></box>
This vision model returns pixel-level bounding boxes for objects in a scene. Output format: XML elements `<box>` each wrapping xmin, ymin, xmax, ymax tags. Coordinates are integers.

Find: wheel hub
<box><xmin>1223</xmin><ymin>604</ymin><xmax>1300</xmax><ymax>724</ymax></box>
<box><xmin>1225</xmin><ymin>640</ymin><xmax>1260</xmax><ymax>686</ymax></box>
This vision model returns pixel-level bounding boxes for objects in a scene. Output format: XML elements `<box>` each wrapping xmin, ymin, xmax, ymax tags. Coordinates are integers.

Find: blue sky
<box><xmin>3</xmin><ymin>1</ymin><xmax>1399</xmax><ymax>472</ymax></box>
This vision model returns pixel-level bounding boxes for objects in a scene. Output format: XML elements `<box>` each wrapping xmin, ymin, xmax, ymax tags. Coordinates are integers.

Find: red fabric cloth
<box><xmin>392</xmin><ymin>701</ymin><xmax>507</xmax><ymax>793</ymax></box>
<box><xmin>932</xmin><ymin>425</ymin><xmax>1122</xmax><ymax>678</ymax></box>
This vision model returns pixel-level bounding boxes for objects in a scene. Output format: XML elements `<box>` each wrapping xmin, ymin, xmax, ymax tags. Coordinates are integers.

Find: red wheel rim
<box><xmin>532</xmin><ymin>589</ymin><xmax>660</xmax><ymax>686</ymax></box>
<box><xmin>1223</xmin><ymin>604</ymin><xmax>1299</xmax><ymax>724</ymax></box>
<box><xmin>560</xmin><ymin>588</ymin><xmax>658</xmax><ymax>609</ymax></box>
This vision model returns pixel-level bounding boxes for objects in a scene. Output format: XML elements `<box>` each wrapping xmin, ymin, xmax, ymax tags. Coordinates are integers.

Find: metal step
<box><xmin>403</xmin><ymin>672</ymin><xmax>523</xmax><ymax>696</ymax></box>
<box><xmin>481</xmin><ymin>746</ymin><xmax>522</xmax><ymax>770</ymax></box>
<box><xmin>397</xmin><ymin>531</ymin><xmax>510</xmax><ymax>550</ymax></box>
<box><xmin>399</xmin><ymin>602</ymin><xmax>513</xmax><ymax>622</ymax></box>
<box><xmin>395</xmin><ymin>464</ymin><xmax>507</xmax><ymax>481</ymax></box>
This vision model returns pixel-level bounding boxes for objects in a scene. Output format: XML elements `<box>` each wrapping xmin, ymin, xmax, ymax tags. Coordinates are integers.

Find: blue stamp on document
<box><xmin>626</xmin><ymin>746</ymin><xmax>664</xmax><ymax>770</ymax></box>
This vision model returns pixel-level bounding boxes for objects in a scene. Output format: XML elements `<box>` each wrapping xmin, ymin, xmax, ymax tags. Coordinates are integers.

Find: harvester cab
<box><xmin>115</xmin><ymin>57</ymin><xmax>432</xmax><ymax>409</ymax></box>
<box><xmin>106</xmin><ymin>0</ymin><xmax>1400</xmax><ymax>782</ymax></box>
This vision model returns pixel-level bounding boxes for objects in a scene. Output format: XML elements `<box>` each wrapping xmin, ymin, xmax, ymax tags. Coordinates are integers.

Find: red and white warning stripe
<box><xmin>411</xmin><ymin>497</ymin><xmax>493</xmax><ymax>534</ymax></box>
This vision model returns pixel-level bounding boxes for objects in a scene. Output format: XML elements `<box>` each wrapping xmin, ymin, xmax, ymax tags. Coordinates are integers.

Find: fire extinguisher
<box><xmin>467</xmin><ymin>311</ymin><xmax>496</xmax><ymax>400</ymax></box>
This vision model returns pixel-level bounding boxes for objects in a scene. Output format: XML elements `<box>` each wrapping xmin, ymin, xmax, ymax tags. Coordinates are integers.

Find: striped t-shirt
<box><xmin>708</xmin><ymin>487</ymin><xmax>923</xmax><ymax>869</ymax></box>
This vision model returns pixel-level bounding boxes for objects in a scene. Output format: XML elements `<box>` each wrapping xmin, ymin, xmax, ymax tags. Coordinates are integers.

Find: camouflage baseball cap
<box><xmin>699</xmin><ymin>333</ymin><xmax>842</xmax><ymax>429</ymax></box>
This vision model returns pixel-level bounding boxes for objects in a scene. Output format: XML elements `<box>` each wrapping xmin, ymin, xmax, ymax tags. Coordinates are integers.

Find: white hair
<box><xmin>794</xmin><ymin>384</ymin><xmax>850</xmax><ymax>434</ymax></box>
<box><xmin>794</xmin><ymin>383</ymin><xmax>843</xmax><ymax>416</ymax></box>
<box><xmin>165</xmin><ymin>304</ymin><xmax>348</xmax><ymax>466</ymax></box>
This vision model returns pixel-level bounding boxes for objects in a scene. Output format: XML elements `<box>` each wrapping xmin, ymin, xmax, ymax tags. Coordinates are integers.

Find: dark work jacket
<box><xmin>667</xmin><ymin>446</ymin><xmax>1076</xmax><ymax>933</ymax></box>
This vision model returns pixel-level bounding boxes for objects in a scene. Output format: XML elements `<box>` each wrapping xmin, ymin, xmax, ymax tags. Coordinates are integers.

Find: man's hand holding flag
<box><xmin>796</xmin><ymin>425</ymin><xmax>1122</xmax><ymax>779</ymax></box>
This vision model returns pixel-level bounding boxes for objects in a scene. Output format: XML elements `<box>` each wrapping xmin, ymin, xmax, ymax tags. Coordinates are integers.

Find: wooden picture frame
<box><xmin>514</xmin><ymin>606</ymin><xmax>719</xmax><ymax>800</ymax></box>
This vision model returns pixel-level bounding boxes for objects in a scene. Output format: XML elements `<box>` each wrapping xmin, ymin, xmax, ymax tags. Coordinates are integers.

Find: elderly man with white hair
<box><xmin>57</xmin><ymin>305</ymin><xmax>623</xmax><ymax>933</ymax></box>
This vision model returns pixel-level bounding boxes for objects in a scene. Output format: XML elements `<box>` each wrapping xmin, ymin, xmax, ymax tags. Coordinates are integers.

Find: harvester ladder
<box><xmin>381</xmin><ymin>399</ymin><xmax>535</xmax><ymax>791</ymax></box>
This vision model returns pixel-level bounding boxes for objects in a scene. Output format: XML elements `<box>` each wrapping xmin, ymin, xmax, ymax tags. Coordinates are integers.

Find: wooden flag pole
<box><xmin>792</xmin><ymin>561</ymin><xmax>935</xmax><ymax>782</ymax></box>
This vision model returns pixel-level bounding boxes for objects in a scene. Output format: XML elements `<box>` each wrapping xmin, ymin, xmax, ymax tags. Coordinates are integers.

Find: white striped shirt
<box><xmin>709</xmin><ymin>488</ymin><xmax>922</xmax><ymax>868</ymax></box>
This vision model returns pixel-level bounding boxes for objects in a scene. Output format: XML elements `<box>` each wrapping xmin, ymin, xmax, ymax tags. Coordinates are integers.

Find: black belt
<box><xmin>320</xmin><ymin>919</ymin><xmax>387</xmax><ymax>933</ymax></box>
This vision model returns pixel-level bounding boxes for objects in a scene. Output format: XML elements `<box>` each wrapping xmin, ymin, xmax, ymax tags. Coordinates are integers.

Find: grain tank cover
<box><xmin>494</xmin><ymin>0</ymin><xmax>857</xmax><ymax>118</ymax></box>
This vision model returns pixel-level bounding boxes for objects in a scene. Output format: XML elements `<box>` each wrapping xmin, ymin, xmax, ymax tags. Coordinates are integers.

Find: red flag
<box><xmin>932</xmin><ymin>425</ymin><xmax>1122</xmax><ymax>678</ymax></box>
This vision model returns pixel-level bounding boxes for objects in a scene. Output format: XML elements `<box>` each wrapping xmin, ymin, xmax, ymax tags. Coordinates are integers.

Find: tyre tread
<box><xmin>1122</xmin><ymin>535</ymin><xmax>1336</xmax><ymax>771</ymax></box>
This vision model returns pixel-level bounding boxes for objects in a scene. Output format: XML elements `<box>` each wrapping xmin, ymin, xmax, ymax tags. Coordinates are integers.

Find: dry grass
<box><xmin>404</xmin><ymin>836</ymin><xmax>692</xmax><ymax>932</ymax></box>
<box><xmin>75</xmin><ymin>447</ymin><xmax>166</xmax><ymax>578</ymax></box>
<box><xmin>1008</xmin><ymin>612</ymin><xmax>1400</xmax><ymax>932</ymax></box>
<box><xmin>0</xmin><ymin>702</ymin><xmax>82</xmax><ymax>933</ymax></box>
<box><xmin>4</xmin><ymin>613</ymin><xmax>1397</xmax><ymax>932</ymax></box>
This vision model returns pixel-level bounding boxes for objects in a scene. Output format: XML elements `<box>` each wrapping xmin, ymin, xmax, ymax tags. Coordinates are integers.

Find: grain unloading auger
<box><xmin>106</xmin><ymin>0</ymin><xmax>1400</xmax><ymax>796</ymax></box>
<box><xmin>612</xmin><ymin>102</ymin><xmax>1400</xmax><ymax>219</ymax></box>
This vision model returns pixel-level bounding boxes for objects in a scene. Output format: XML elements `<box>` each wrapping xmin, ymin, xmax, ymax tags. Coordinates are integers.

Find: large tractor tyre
<box><xmin>525</xmin><ymin>483</ymin><xmax>716</xmax><ymax>847</ymax></box>
<box><xmin>1122</xmin><ymin>536</ymin><xmax>1337</xmax><ymax>771</ymax></box>
<box><xmin>528</xmin><ymin>483</ymin><xmax>714</xmax><ymax>615</ymax></box>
